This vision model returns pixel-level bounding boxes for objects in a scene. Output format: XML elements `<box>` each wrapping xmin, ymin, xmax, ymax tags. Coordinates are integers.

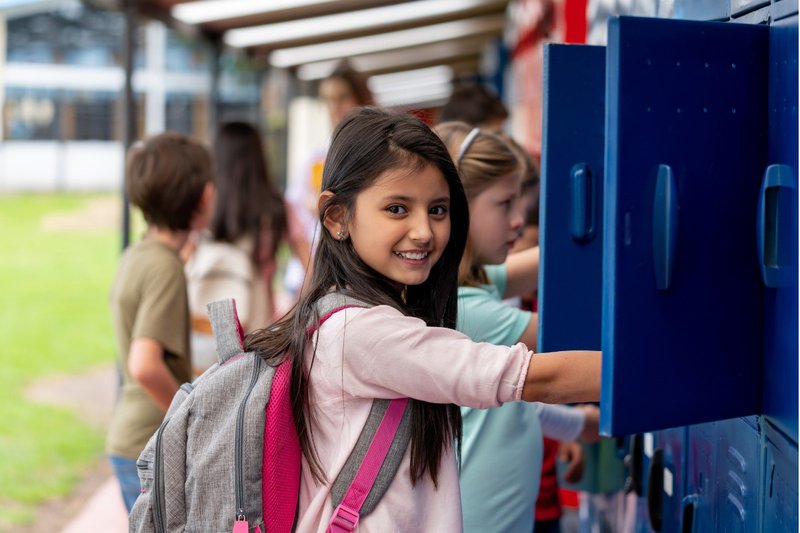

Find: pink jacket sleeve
<box><xmin>314</xmin><ymin>305</ymin><xmax>533</xmax><ymax>408</ymax></box>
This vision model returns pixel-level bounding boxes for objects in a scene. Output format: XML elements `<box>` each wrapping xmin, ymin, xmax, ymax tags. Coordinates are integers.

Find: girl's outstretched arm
<box><xmin>503</xmin><ymin>246</ymin><xmax>539</xmax><ymax>298</ymax></box>
<box><xmin>522</xmin><ymin>350</ymin><xmax>601</xmax><ymax>404</ymax></box>
<box><xmin>516</xmin><ymin>313</ymin><xmax>538</xmax><ymax>349</ymax></box>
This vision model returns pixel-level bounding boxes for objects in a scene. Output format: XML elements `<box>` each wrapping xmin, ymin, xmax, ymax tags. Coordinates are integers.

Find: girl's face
<box><xmin>348</xmin><ymin>163</ymin><xmax>451</xmax><ymax>288</ymax></box>
<box><xmin>468</xmin><ymin>171</ymin><xmax>524</xmax><ymax>265</ymax></box>
<box><xmin>320</xmin><ymin>78</ymin><xmax>359</xmax><ymax>127</ymax></box>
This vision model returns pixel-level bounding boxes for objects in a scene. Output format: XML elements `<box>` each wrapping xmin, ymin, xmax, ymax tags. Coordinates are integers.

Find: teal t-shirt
<box><xmin>457</xmin><ymin>264</ymin><xmax>543</xmax><ymax>533</ymax></box>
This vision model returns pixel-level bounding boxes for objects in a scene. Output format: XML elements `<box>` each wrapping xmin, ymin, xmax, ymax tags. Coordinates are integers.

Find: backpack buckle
<box><xmin>329</xmin><ymin>503</ymin><xmax>360</xmax><ymax>532</ymax></box>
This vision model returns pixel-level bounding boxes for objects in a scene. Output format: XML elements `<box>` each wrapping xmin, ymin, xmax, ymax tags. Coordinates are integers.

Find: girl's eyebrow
<box><xmin>382</xmin><ymin>195</ymin><xmax>450</xmax><ymax>204</ymax></box>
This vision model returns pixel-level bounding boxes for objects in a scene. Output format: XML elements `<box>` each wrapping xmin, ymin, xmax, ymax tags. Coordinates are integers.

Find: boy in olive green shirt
<box><xmin>108</xmin><ymin>132</ymin><xmax>215</xmax><ymax>512</ymax></box>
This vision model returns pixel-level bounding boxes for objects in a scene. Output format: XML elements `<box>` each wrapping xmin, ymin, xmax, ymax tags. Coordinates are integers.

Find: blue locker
<box><xmin>761</xmin><ymin>421</ymin><xmax>799</xmax><ymax>532</ymax></box>
<box><xmin>714</xmin><ymin>417</ymin><xmax>761</xmax><ymax>532</ymax></box>
<box><xmin>600</xmin><ymin>16</ymin><xmax>769</xmax><ymax>436</ymax></box>
<box><xmin>645</xmin><ymin>427</ymin><xmax>687</xmax><ymax>533</ymax></box>
<box><xmin>762</xmin><ymin>15</ymin><xmax>799</xmax><ymax>442</ymax></box>
<box><xmin>683</xmin><ymin>422</ymin><xmax>717</xmax><ymax>532</ymax></box>
<box><xmin>538</xmin><ymin>44</ymin><xmax>605</xmax><ymax>353</ymax></box>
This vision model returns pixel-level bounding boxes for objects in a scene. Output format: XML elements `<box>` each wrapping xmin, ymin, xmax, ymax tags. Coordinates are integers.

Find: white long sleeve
<box><xmin>535</xmin><ymin>403</ymin><xmax>585</xmax><ymax>442</ymax></box>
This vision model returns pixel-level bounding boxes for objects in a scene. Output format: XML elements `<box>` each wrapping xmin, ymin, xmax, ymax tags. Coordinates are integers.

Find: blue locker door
<box><xmin>762</xmin><ymin>420</ymin><xmax>799</xmax><ymax>532</ymax></box>
<box><xmin>538</xmin><ymin>44</ymin><xmax>605</xmax><ymax>352</ymax></box>
<box><xmin>684</xmin><ymin>422</ymin><xmax>717</xmax><ymax>532</ymax></box>
<box><xmin>601</xmin><ymin>16</ymin><xmax>769</xmax><ymax>435</ymax></box>
<box><xmin>713</xmin><ymin>417</ymin><xmax>760</xmax><ymax>532</ymax></box>
<box><xmin>762</xmin><ymin>16</ymin><xmax>798</xmax><ymax>441</ymax></box>
<box><xmin>649</xmin><ymin>427</ymin><xmax>686</xmax><ymax>533</ymax></box>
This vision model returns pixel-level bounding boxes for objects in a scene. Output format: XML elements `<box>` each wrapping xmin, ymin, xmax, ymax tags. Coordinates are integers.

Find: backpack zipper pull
<box><xmin>233</xmin><ymin>512</ymin><xmax>248</xmax><ymax>533</ymax></box>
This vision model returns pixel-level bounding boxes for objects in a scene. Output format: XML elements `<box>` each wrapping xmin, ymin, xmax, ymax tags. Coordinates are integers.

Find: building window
<box><xmin>3</xmin><ymin>89</ymin><xmax>60</xmax><ymax>140</ymax></box>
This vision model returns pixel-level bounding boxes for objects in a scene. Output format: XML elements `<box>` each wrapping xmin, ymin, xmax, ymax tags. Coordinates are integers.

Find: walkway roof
<box><xmin>130</xmin><ymin>0</ymin><xmax>510</xmax><ymax>80</ymax></box>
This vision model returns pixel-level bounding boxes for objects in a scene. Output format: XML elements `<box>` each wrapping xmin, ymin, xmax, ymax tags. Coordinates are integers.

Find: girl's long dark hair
<box><xmin>212</xmin><ymin>121</ymin><xmax>287</xmax><ymax>266</ymax></box>
<box><xmin>245</xmin><ymin>108</ymin><xmax>469</xmax><ymax>486</ymax></box>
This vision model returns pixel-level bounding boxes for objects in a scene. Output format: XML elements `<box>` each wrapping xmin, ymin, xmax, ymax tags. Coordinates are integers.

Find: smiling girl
<box><xmin>245</xmin><ymin>108</ymin><xmax>600</xmax><ymax>532</ymax></box>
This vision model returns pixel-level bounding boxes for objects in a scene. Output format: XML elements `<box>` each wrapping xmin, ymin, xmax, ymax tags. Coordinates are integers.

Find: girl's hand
<box><xmin>558</xmin><ymin>441</ymin><xmax>585</xmax><ymax>484</ymax></box>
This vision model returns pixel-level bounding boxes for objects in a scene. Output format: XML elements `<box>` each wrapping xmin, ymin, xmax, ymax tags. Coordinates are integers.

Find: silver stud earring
<box><xmin>336</xmin><ymin>229</ymin><xmax>346</xmax><ymax>241</ymax></box>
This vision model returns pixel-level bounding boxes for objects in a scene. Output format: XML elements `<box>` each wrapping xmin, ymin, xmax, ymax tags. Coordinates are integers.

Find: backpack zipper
<box><xmin>152</xmin><ymin>383</ymin><xmax>193</xmax><ymax>533</ymax></box>
<box><xmin>235</xmin><ymin>355</ymin><xmax>263</xmax><ymax>525</ymax></box>
<box><xmin>153</xmin><ymin>418</ymin><xmax>169</xmax><ymax>533</ymax></box>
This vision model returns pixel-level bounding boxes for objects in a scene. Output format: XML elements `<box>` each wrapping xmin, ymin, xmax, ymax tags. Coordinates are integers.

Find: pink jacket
<box><xmin>296</xmin><ymin>304</ymin><xmax>532</xmax><ymax>532</ymax></box>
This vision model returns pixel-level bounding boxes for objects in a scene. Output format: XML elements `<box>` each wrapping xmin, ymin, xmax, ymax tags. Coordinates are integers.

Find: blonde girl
<box><xmin>437</xmin><ymin>121</ymin><xmax>599</xmax><ymax>533</ymax></box>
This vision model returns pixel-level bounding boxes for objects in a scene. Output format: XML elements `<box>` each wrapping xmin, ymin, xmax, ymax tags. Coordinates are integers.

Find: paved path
<box><xmin>61</xmin><ymin>477</ymin><xmax>128</xmax><ymax>533</ymax></box>
<box><xmin>24</xmin><ymin>364</ymin><xmax>127</xmax><ymax>532</ymax></box>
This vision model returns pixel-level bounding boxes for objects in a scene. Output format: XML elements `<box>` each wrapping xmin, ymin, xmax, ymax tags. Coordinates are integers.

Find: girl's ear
<box><xmin>318</xmin><ymin>190</ymin><xmax>348</xmax><ymax>240</ymax></box>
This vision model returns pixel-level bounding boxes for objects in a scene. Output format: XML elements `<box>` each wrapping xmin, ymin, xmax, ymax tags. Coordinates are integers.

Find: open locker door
<box><xmin>600</xmin><ymin>16</ymin><xmax>769</xmax><ymax>436</ymax></box>
<box><xmin>538</xmin><ymin>44</ymin><xmax>605</xmax><ymax>353</ymax></box>
<box><xmin>761</xmin><ymin>16</ymin><xmax>798</xmax><ymax>441</ymax></box>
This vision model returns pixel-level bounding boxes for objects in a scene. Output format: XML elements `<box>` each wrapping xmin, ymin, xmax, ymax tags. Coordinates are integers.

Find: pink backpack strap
<box><xmin>262</xmin><ymin>301</ymin><xmax>361</xmax><ymax>533</ymax></box>
<box><xmin>297</xmin><ymin>293</ymin><xmax>413</xmax><ymax>531</ymax></box>
<box><xmin>327</xmin><ymin>398</ymin><xmax>410</xmax><ymax>533</ymax></box>
<box><xmin>262</xmin><ymin>358</ymin><xmax>300</xmax><ymax>533</ymax></box>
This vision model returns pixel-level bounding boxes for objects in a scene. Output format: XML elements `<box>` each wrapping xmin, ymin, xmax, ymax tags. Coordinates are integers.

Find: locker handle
<box><xmin>570</xmin><ymin>163</ymin><xmax>596</xmax><ymax>242</ymax></box>
<box><xmin>681</xmin><ymin>495</ymin><xmax>698</xmax><ymax>533</ymax></box>
<box><xmin>646</xmin><ymin>448</ymin><xmax>664</xmax><ymax>532</ymax></box>
<box><xmin>756</xmin><ymin>164</ymin><xmax>795</xmax><ymax>288</ymax></box>
<box><xmin>653</xmin><ymin>165</ymin><xmax>678</xmax><ymax>291</ymax></box>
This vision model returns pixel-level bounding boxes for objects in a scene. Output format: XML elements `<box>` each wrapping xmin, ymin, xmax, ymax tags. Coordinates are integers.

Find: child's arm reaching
<box><xmin>502</xmin><ymin>246</ymin><xmax>539</xmax><ymax>298</ymax></box>
<box><xmin>331</xmin><ymin>306</ymin><xmax>600</xmax><ymax>409</ymax></box>
<box><xmin>536</xmin><ymin>403</ymin><xmax>601</xmax><ymax>442</ymax></box>
<box><xmin>128</xmin><ymin>337</ymin><xmax>181</xmax><ymax>411</ymax></box>
<box><xmin>516</xmin><ymin>313</ymin><xmax>538</xmax><ymax>350</ymax></box>
<box><xmin>522</xmin><ymin>350</ymin><xmax>601</xmax><ymax>404</ymax></box>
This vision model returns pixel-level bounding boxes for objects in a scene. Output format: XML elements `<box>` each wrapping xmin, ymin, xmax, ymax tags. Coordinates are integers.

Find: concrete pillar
<box><xmin>144</xmin><ymin>20</ymin><xmax>166</xmax><ymax>135</ymax></box>
<box><xmin>0</xmin><ymin>12</ymin><xmax>6</xmax><ymax>142</ymax></box>
<box><xmin>121</xmin><ymin>0</ymin><xmax>136</xmax><ymax>250</ymax></box>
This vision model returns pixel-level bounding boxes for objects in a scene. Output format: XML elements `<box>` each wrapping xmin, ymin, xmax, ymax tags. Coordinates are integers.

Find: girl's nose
<box><xmin>409</xmin><ymin>213</ymin><xmax>433</xmax><ymax>243</ymax></box>
<box><xmin>511</xmin><ymin>209</ymin><xmax>524</xmax><ymax>233</ymax></box>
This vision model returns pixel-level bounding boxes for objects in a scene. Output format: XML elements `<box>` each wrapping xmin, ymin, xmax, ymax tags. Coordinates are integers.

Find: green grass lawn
<box><xmin>0</xmin><ymin>194</ymin><xmax>125</xmax><ymax>528</ymax></box>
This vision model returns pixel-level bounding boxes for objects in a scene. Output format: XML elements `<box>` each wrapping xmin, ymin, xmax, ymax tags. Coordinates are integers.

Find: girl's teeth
<box><xmin>396</xmin><ymin>252</ymin><xmax>427</xmax><ymax>260</ymax></box>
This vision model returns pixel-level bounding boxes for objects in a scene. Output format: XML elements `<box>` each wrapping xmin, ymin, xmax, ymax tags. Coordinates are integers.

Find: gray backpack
<box><xmin>129</xmin><ymin>294</ymin><xmax>412</xmax><ymax>533</ymax></box>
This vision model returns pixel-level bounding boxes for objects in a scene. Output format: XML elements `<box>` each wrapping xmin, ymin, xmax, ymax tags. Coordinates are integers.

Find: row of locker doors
<box><xmin>620</xmin><ymin>417</ymin><xmax>796</xmax><ymax>532</ymax></box>
<box><xmin>536</xmin><ymin>14</ymin><xmax>797</xmax><ymax>532</ymax></box>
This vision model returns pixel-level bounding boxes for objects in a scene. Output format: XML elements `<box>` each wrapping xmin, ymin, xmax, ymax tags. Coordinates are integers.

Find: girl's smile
<box><xmin>393</xmin><ymin>250</ymin><xmax>432</xmax><ymax>262</ymax></box>
<box><xmin>348</xmin><ymin>163</ymin><xmax>451</xmax><ymax>287</ymax></box>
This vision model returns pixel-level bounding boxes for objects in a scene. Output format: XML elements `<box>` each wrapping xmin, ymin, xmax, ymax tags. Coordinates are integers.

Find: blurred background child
<box><xmin>107</xmin><ymin>132</ymin><xmax>215</xmax><ymax>512</ymax></box>
<box><xmin>185</xmin><ymin>121</ymin><xmax>309</xmax><ymax>375</ymax></box>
